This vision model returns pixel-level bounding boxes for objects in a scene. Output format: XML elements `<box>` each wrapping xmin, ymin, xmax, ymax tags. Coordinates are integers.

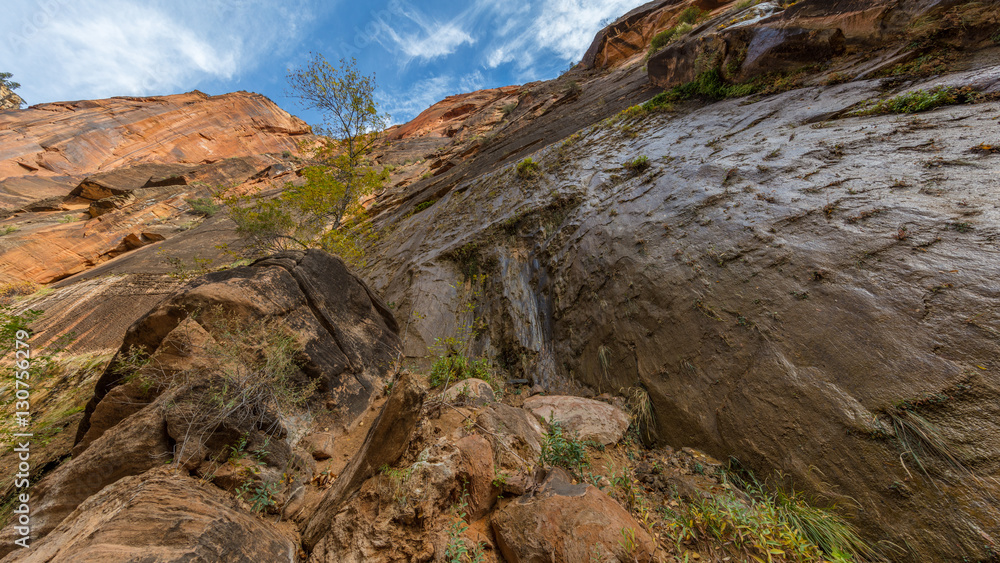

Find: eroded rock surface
<box><xmin>3</xmin><ymin>469</ymin><xmax>297</xmax><ymax>563</ymax></box>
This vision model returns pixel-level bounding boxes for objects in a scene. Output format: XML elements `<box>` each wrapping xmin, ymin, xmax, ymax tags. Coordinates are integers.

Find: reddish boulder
<box><xmin>491</xmin><ymin>468</ymin><xmax>657</xmax><ymax>563</ymax></box>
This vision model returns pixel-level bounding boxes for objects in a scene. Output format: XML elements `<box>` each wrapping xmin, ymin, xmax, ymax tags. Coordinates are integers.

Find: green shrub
<box><xmin>677</xmin><ymin>6</ymin><xmax>704</xmax><ymax>25</ymax></box>
<box><xmin>649</xmin><ymin>26</ymin><xmax>679</xmax><ymax>53</ymax></box>
<box><xmin>623</xmin><ymin>156</ymin><xmax>650</xmax><ymax>175</ymax></box>
<box><xmin>429</xmin><ymin>354</ymin><xmax>493</xmax><ymax>388</ymax></box>
<box><xmin>413</xmin><ymin>199</ymin><xmax>437</xmax><ymax>213</ymax></box>
<box><xmin>539</xmin><ymin>416</ymin><xmax>591</xmax><ymax>477</ymax></box>
<box><xmin>186</xmin><ymin>197</ymin><xmax>220</xmax><ymax>217</ymax></box>
<box><xmin>516</xmin><ymin>157</ymin><xmax>540</xmax><ymax>179</ymax></box>
<box><xmin>0</xmin><ymin>225</ymin><xmax>17</xmax><ymax>236</ymax></box>
<box><xmin>500</xmin><ymin>102</ymin><xmax>518</xmax><ymax>117</ymax></box>
<box><xmin>734</xmin><ymin>0</ymin><xmax>760</xmax><ymax>10</ymax></box>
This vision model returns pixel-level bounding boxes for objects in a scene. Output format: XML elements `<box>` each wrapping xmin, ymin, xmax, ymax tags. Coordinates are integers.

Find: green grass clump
<box><xmin>429</xmin><ymin>354</ymin><xmax>493</xmax><ymax>388</ymax></box>
<box><xmin>516</xmin><ymin>157</ymin><xmax>540</xmax><ymax>179</ymax></box>
<box><xmin>733</xmin><ymin>0</ymin><xmax>761</xmax><ymax>11</ymax></box>
<box><xmin>850</xmin><ymin>86</ymin><xmax>975</xmax><ymax>116</ymax></box>
<box><xmin>664</xmin><ymin>468</ymin><xmax>877</xmax><ymax>562</ymax></box>
<box><xmin>0</xmin><ymin>225</ymin><xmax>17</xmax><ymax>236</ymax></box>
<box><xmin>413</xmin><ymin>199</ymin><xmax>437</xmax><ymax>213</ymax></box>
<box><xmin>649</xmin><ymin>26</ymin><xmax>679</xmax><ymax>53</ymax></box>
<box><xmin>623</xmin><ymin>156</ymin><xmax>650</xmax><ymax>175</ymax></box>
<box><xmin>186</xmin><ymin>197</ymin><xmax>221</xmax><ymax>217</ymax></box>
<box><xmin>677</xmin><ymin>7</ymin><xmax>705</xmax><ymax>25</ymax></box>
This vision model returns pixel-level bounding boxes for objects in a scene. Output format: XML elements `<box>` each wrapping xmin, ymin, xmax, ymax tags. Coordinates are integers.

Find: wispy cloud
<box><xmin>379</xmin><ymin>71</ymin><xmax>486</xmax><ymax>125</ymax></box>
<box><xmin>373</xmin><ymin>1</ymin><xmax>475</xmax><ymax>64</ymax></box>
<box><xmin>0</xmin><ymin>0</ymin><xmax>317</xmax><ymax>104</ymax></box>
<box><xmin>482</xmin><ymin>0</ymin><xmax>640</xmax><ymax>76</ymax></box>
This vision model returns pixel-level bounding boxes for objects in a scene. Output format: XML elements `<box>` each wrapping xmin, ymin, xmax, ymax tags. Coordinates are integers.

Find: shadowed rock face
<box><xmin>366</xmin><ymin>65</ymin><xmax>1000</xmax><ymax>560</ymax></box>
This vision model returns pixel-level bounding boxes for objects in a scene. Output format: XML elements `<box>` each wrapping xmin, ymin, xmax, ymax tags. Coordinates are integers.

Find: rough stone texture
<box><xmin>2</xmin><ymin>469</ymin><xmax>296</xmax><ymax>563</ymax></box>
<box><xmin>442</xmin><ymin>377</ymin><xmax>497</xmax><ymax>406</ymax></box>
<box><xmin>0</xmin><ymin>90</ymin><xmax>311</xmax><ymax>209</ymax></box>
<box><xmin>523</xmin><ymin>395</ymin><xmax>630</xmax><ymax>445</ymax></box>
<box><xmin>476</xmin><ymin>403</ymin><xmax>547</xmax><ymax>469</ymax></box>
<box><xmin>455</xmin><ymin>435</ymin><xmax>498</xmax><ymax>520</ymax></box>
<box><xmin>491</xmin><ymin>468</ymin><xmax>657</xmax><ymax>563</ymax></box>
<box><xmin>367</xmin><ymin>61</ymin><xmax>1000</xmax><ymax>560</ymax></box>
<box><xmin>303</xmin><ymin>372</ymin><xmax>426</xmax><ymax>551</ymax></box>
<box><xmin>0</xmin><ymin>249</ymin><xmax>399</xmax><ymax>556</ymax></box>
<box><xmin>77</xmin><ymin>248</ymin><xmax>401</xmax><ymax>444</ymax></box>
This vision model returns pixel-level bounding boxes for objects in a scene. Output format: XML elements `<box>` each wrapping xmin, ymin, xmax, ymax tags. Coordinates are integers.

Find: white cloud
<box><xmin>482</xmin><ymin>0</ymin><xmax>641</xmax><ymax>74</ymax></box>
<box><xmin>0</xmin><ymin>0</ymin><xmax>317</xmax><ymax>104</ymax></box>
<box><xmin>373</xmin><ymin>2</ymin><xmax>475</xmax><ymax>64</ymax></box>
<box><xmin>380</xmin><ymin>70</ymin><xmax>488</xmax><ymax>126</ymax></box>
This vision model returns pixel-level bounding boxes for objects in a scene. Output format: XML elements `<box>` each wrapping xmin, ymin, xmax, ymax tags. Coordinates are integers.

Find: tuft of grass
<box><xmin>0</xmin><ymin>225</ymin><xmax>17</xmax><ymax>236</ymax></box>
<box><xmin>887</xmin><ymin>408</ymin><xmax>967</xmax><ymax>484</ymax></box>
<box><xmin>413</xmin><ymin>199</ymin><xmax>437</xmax><ymax>213</ymax></box>
<box><xmin>500</xmin><ymin>102</ymin><xmax>518</xmax><ymax>117</ymax></box>
<box><xmin>516</xmin><ymin>157</ymin><xmax>540</xmax><ymax>179</ymax></box>
<box><xmin>666</xmin><ymin>468</ymin><xmax>879</xmax><ymax>562</ymax></box>
<box><xmin>623</xmin><ymin>156</ymin><xmax>650</xmax><ymax>175</ymax></box>
<box><xmin>624</xmin><ymin>387</ymin><xmax>653</xmax><ymax>440</ymax></box>
<box><xmin>850</xmin><ymin>86</ymin><xmax>966</xmax><ymax>116</ymax></box>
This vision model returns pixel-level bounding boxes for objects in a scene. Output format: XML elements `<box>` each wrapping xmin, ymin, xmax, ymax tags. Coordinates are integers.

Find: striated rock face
<box><xmin>0</xmin><ymin>90</ymin><xmax>313</xmax><ymax>285</ymax></box>
<box><xmin>0</xmin><ymin>250</ymin><xmax>400</xmax><ymax>558</ymax></box>
<box><xmin>3</xmin><ymin>469</ymin><xmax>297</xmax><ymax>563</ymax></box>
<box><xmin>0</xmin><ymin>90</ymin><xmax>310</xmax><ymax>208</ymax></box>
<box><xmin>366</xmin><ymin>61</ymin><xmax>1000</xmax><ymax>560</ymax></box>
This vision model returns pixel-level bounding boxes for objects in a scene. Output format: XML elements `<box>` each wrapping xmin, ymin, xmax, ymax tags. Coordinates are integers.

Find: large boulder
<box><xmin>491</xmin><ymin>468</ymin><xmax>657</xmax><ymax>563</ymax></box>
<box><xmin>0</xmin><ymin>249</ymin><xmax>400</xmax><ymax>557</ymax></box>
<box><xmin>522</xmin><ymin>395</ymin><xmax>630</xmax><ymax>445</ymax></box>
<box><xmin>2</xmin><ymin>469</ymin><xmax>297</xmax><ymax>563</ymax></box>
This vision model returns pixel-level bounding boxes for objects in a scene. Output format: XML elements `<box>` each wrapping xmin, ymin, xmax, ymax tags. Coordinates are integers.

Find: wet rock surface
<box><xmin>367</xmin><ymin>64</ymin><xmax>1000</xmax><ymax>560</ymax></box>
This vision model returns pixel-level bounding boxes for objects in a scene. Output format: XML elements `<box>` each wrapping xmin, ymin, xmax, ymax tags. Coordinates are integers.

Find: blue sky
<box><xmin>1</xmin><ymin>0</ymin><xmax>643</xmax><ymax>126</ymax></box>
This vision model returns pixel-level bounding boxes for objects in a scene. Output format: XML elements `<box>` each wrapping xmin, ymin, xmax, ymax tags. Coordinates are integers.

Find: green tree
<box><xmin>225</xmin><ymin>55</ymin><xmax>388</xmax><ymax>267</ymax></box>
<box><xmin>1</xmin><ymin>72</ymin><xmax>24</xmax><ymax>109</ymax></box>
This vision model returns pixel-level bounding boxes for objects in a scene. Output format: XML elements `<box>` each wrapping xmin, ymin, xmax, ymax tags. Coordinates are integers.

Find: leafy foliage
<box><xmin>444</xmin><ymin>488</ymin><xmax>486</xmax><ymax>563</ymax></box>
<box><xmin>539</xmin><ymin>416</ymin><xmax>591</xmax><ymax>477</ymax></box>
<box><xmin>623</xmin><ymin>156</ymin><xmax>650</xmax><ymax>175</ymax></box>
<box><xmin>516</xmin><ymin>157</ymin><xmax>540</xmax><ymax>179</ymax></box>
<box><xmin>186</xmin><ymin>197</ymin><xmax>220</xmax><ymax>217</ymax></box>
<box><xmin>0</xmin><ymin>72</ymin><xmax>23</xmax><ymax>108</ymax></box>
<box><xmin>226</xmin><ymin>55</ymin><xmax>389</xmax><ymax>267</ymax></box>
<box><xmin>661</xmin><ymin>468</ymin><xmax>876</xmax><ymax>562</ymax></box>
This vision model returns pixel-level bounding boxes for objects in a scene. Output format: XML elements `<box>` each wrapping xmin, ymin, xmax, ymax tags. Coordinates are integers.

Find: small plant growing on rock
<box><xmin>623</xmin><ymin>156</ymin><xmax>650</xmax><ymax>176</ymax></box>
<box><xmin>0</xmin><ymin>225</ymin><xmax>17</xmax><ymax>236</ymax></box>
<box><xmin>186</xmin><ymin>197</ymin><xmax>220</xmax><ymax>217</ymax></box>
<box><xmin>444</xmin><ymin>488</ymin><xmax>486</xmax><ymax>563</ymax></box>
<box><xmin>516</xmin><ymin>157</ymin><xmax>540</xmax><ymax>179</ymax></box>
<box><xmin>539</xmin><ymin>416</ymin><xmax>591</xmax><ymax>477</ymax></box>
